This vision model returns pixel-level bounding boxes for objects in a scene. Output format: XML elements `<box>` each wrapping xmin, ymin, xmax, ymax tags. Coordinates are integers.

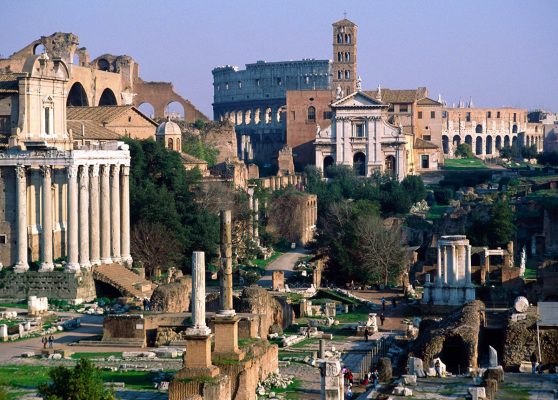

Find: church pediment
<box><xmin>331</xmin><ymin>91</ymin><xmax>385</xmax><ymax>108</ymax></box>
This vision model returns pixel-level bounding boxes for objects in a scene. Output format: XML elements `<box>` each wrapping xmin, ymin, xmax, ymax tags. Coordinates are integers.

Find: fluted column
<box><xmin>89</xmin><ymin>165</ymin><xmax>101</xmax><ymax>265</ymax></box>
<box><xmin>187</xmin><ymin>251</ymin><xmax>211</xmax><ymax>335</ymax></box>
<box><xmin>442</xmin><ymin>246</ymin><xmax>448</xmax><ymax>284</ymax></box>
<box><xmin>40</xmin><ymin>166</ymin><xmax>53</xmax><ymax>271</ymax></box>
<box><xmin>120</xmin><ymin>165</ymin><xmax>132</xmax><ymax>266</ymax></box>
<box><xmin>66</xmin><ymin>165</ymin><xmax>80</xmax><ymax>272</ymax></box>
<box><xmin>100</xmin><ymin>164</ymin><xmax>112</xmax><ymax>264</ymax></box>
<box><xmin>436</xmin><ymin>245</ymin><xmax>442</xmax><ymax>285</ymax></box>
<box><xmin>78</xmin><ymin>165</ymin><xmax>90</xmax><ymax>269</ymax></box>
<box><xmin>110</xmin><ymin>164</ymin><xmax>121</xmax><ymax>262</ymax></box>
<box><xmin>465</xmin><ymin>245</ymin><xmax>472</xmax><ymax>284</ymax></box>
<box><xmin>15</xmin><ymin>165</ymin><xmax>29</xmax><ymax>273</ymax></box>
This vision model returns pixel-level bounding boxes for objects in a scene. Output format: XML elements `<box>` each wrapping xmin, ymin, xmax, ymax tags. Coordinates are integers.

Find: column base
<box><xmin>111</xmin><ymin>256</ymin><xmax>122</xmax><ymax>263</ymax></box>
<box><xmin>65</xmin><ymin>263</ymin><xmax>81</xmax><ymax>273</ymax></box>
<box><xmin>101</xmin><ymin>257</ymin><xmax>113</xmax><ymax>264</ymax></box>
<box><xmin>80</xmin><ymin>261</ymin><xmax>92</xmax><ymax>271</ymax></box>
<box><xmin>90</xmin><ymin>259</ymin><xmax>101</xmax><ymax>266</ymax></box>
<box><xmin>39</xmin><ymin>262</ymin><xmax>54</xmax><ymax>272</ymax></box>
<box><xmin>14</xmin><ymin>262</ymin><xmax>29</xmax><ymax>273</ymax></box>
<box><xmin>121</xmin><ymin>255</ymin><xmax>133</xmax><ymax>268</ymax></box>
<box><xmin>217</xmin><ymin>309</ymin><xmax>236</xmax><ymax>317</ymax></box>
<box><xmin>212</xmin><ymin>315</ymin><xmax>243</xmax><ymax>360</ymax></box>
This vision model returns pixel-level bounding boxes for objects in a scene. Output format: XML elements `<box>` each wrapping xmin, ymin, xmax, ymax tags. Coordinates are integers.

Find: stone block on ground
<box><xmin>484</xmin><ymin>378</ymin><xmax>498</xmax><ymax>400</ymax></box>
<box><xmin>485</xmin><ymin>366</ymin><xmax>504</xmax><ymax>383</ymax></box>
<box><xmin>468</xmin><ymin>386</ymin><xmax>486</xmax><ymax>400</ymax></box>
<box><xmin>122</xmin><ymin>351</ymin><xmax>156</xmax><ymax>359</ymax></box>
<box><xmin>21</xmin><ymin>351</ymin><xmax>35</xmax><ymax>358</ymax></box>
<box><xmin>401</xmin><ymin>374</ymin><xmax>416</xmax><ymax>385</ymax></box>
<box><xmin>378</xmin><ymin>357</ymin><xmax>392</xmax><ymax>382</ymax></box>
<box><xmin>407</xmin><ymin>356</ymin><xmax>425</xmax><ymax>378</ymax></box>
<box><xmin>519</xmin><ymin>361</ymin><xmax>532</xmax><ymax>373</ymax></box>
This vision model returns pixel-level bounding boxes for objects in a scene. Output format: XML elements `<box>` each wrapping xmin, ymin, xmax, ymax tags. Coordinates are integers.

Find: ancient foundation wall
<box><xmin>0</xmin><ymin>270</ymin><xmax>95</xmax><ymax>302</ymax></box>
<box><xmin>169</xmin><ymin>374</ymin><xmax>231</xmax><ymax>400</ymax></box>
<box><xmin>102</xmin><ymin>314</ymin><xmax>146</xmax><ymax>346</ymax></box>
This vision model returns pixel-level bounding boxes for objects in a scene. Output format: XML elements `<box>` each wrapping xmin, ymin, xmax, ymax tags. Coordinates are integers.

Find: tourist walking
<box><xmin>435</xmin><ymin>359</ymin><xmax>442</xmax><ymax>377</ymax></box>
<box><xmin>48</xmin><ymin>335</ymin><xmax>54</xmax><ymax>349</ymax></box>
<box><xmin>364</xmin><ymin>327</ymin><xmax>369</xmax><ymax>342</ymax></box>
<box><xmin>41</xmin><ymin>336</ymin><xmax>47</xmax><ymax>349</ymax></box>
<box><xmin>530</xmin><ymin>352</ymin><xmax>538</xmax><ymax>374</ymax></box>
<box><xmin>379</xmin><ymin>312</ymin><xmax>385</xmax><ymax>326</ymax></box>
<box><xmin>381</xmin><ymin>297</ymin><xmax>386</xmax><ymax>311</ymax></box>
<box><xmin>371</xmin><ymin>368</ymin><xmax>379</xmax><ymax>388</ymax></box>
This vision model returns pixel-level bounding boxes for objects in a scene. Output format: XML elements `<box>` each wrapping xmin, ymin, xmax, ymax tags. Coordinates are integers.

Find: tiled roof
<box><xmin>417</xmin><ymin>97</ymin><xmax>442</xmax><ymax>106</ymax></box>
<box><xmin>364</xmin><ymin>88</ymin><xmax>427</xmax><ymax>104</ymax></box>
<box><xmin>181</xmin><ymin>152</ymin><xmax>207</xmax><ymax>165</ymax></box>
<box><xmin>332</xmin><ymin>18</ymin><xmax>357</xmax><ymax>26</ymax></box>
<box><xmin>67</xmin><ymin>106</ymin><xmax>157</xmax><ymax>126</ymax></box>
<box><xmin>68</xmin><ymin>120</ymin><xmax>121</xmax><ymax>141</ymax></box>
<box><xmin>415</xmin><ymin>138</ymin><xmax>439</xmax><ymax>149</ymax></box>
<box><xmin>0</xmin><ymin>73</ymin><xmax>22</xmax><ymax>93</ymax></box>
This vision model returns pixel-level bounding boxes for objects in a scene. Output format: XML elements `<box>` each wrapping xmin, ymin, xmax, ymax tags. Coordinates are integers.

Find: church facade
<box><xmin>0</xmin><ymin>53</ymin><xmax>131</xmax><ymax>272</ymax></box>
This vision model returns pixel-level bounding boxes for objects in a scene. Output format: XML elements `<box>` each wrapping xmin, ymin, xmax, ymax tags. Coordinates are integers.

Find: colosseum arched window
<box><xmin>245</xmin><ymin>109</ymin><xmax>251</xmax><ymax>125</ymax></box>
<box><xmin>254</xmin><ymin>108</ymin><xmax>261</xmax><ymax>124</ymax></box>
<box><xmin>236</xmin><ymin>110</ymin><xmax>243</xmax><ymax>125</ymax></box>
<box><xmin>265</xmin><ymin>108</ymin><xmax>272</xmax><ymax>124</ymax></box>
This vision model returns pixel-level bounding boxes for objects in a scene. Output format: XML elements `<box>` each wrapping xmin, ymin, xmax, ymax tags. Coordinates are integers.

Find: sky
<box><xmin>2</xmin><ymin>0</ymin><xmax>557</xmax><ymax>118</ymax></box>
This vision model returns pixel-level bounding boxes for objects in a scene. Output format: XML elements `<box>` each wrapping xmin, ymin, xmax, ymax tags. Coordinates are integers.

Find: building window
<box><xmin>418</xmin><ymin>111</ymin><xmax>423</xmax><ymax>119</ymax></box>
<box><xmin>423</xmin><ymin>135</ymin><xmax>431</xmax><ymax>141</ymax></box>
<box><xmin>487</xmin><ymin>111</ymin><xmax>491</xmax><ymax>118</ymax></box>
<box><xmin>255</xmin><ymin>79</ymin><xmax>260</xmax><ymax>87</ymax></box>
<box><xmin>400</xmin><ymin>104</ymin><xmax>408</xmax><ymax>113</ymax></box>
<box><xmin>466</xmin><ymin>112</ymin><xmax>471</xmax><ymax>122</ymax></box>
<box><xmin>345</xmin><ymin>52</ymin><xmax>350</xmax><ymax>62</ymax></box>
<box><xmin>225</xmin><ymin>82</ymin><xmax>229</xmax><ymax>90</ymax></box>
<box><xmin>277</xmin><ymin>77</ymin><xmax>282</xmax><ymax>86</ymax></box>
<box><xmin>345</xmin><ymin>34</ymin><xmax>352</xmax><ymax>44</ymax></box>
<box><xmin>0</xmin><ymin>116</ymin><xmax>9</xmax><ymax>134</ymax></box>
<box><xmin>216</xmin><ymin>85</ymin><xmax>220</xmax><ymax>91</ymax></box>
<box><xmin>421</xmin><ymin>155</ymin><xmax>429</xmax><ymax>169</ymax></box>
<box><xmin>430</xmin><ymin>111</ymin><xmax>435</xmax><ymax>119</ymax></box>
<box><xmin>514</xmin><ymin>113</ymin><xmax>517</xmax><ymax>122</ymax></box>
<box><xmin>0</xmin><ymin>234</ymin><xmax>7</xmax><ymax>244</ymax></box>
<box><xmin>337</xmin><ymin>70</ymin><xmax>342</xmax><ymax>80</ymax></box>
<box><xmin>323</xmin><ymin>111</ymin><xmax>332</xmax><ymax>119</ymax></box>
<box><xmin>44</xmin><ymin>107</ymin><xmax>50</xmax><ymax>134</ymax></box>
<box><xmin>337</xmin><ymin>52</ymin><xmax>343</xmax><ymax>62</ymax></box>
<box><xmin>238</xmin><ymin>81</ymin><xmax>242</xmax><ymax>89</ymax></box>
<box><xmin>388</xmin><ymin>104</ymin><xmax>394</xmax><ymax>112</ymax></box>
<box><xmin>337</xmin><ymin>33</ymin><xmax>343</xmax><ymax>43</ymax></box>
<box><xmin>307</xmin><ymin>106</ymin><xmax>316</xmax><ymax>122</ymax></box>
<box><xmin>345</xmin><ymin>70</ymin><xmax>350</xmax><ymax>79</ymax></box>
<box><xmin>354</xmin><ymin>123</ymin><xmax>365</xmax><ymax>137</ymax></box>
<box><xmin>442</xmin><ymin>111</ymin><xmax>447</xmax><ymax>118</ymax></box>
<box><xmin>497</xmin><ymin>111</ymin><xmax>501</xmax><ymax>118</ymax></box>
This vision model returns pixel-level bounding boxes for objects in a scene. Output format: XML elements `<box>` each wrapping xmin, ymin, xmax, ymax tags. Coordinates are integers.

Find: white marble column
<box><xmin>40</xmin><ymin>166</ymin><xmax>53</xmax><ymax>271</ymax></box>
<box><xmin>436</xmin><ymin>245</ymin><xmax>442</xmax><ymax>285</ymax></box>
<box><xmin>187</xmin><ymin>251</ymin><xmax>211</xmax><ymax>335</ymax></box>
<box><xmin>66</xmin><ymin>165</ymin><xmax>80</xmax><ymax>272</ymax></box>
<box><xmin>465</xmin><ymin>245</ymin><xmax>472</xmax><ymax>284</ymax></box>
<box><xmin>78</xmin><ymin>165</ymin><xmax>90</xmax><ymax>269</ymax></box>
<box><xmin>120</xmin><ymin>165</ymin><xmax>132</xmax><ymax>266</ymax></box>
<box><xmin>100</xmin><ymin>164</ymin><xmax>112</xmax><ymax>264</ymax></box>
<box><xmin>15</xmin><ymin>165</ymin><xmax>29</xmax><ymax>273</ymax></box>
<box><xmin>450</xmin><ymin>245</ymin><xmax>457</xmax><ymax>284</ymax></box>
<box><xmin>442</xmin><ymin>246</ymin><xmax>448</xmax><ymax>284</ymax></box>
<box><xmin>89</xmin><ymin>165</ymin><xmax>101</xmax><ymax>265</ymax></box>
<box><xmin>110</xmin><ymin>164</ymin><xmax>121</xmax><ymax>262</ymax></box>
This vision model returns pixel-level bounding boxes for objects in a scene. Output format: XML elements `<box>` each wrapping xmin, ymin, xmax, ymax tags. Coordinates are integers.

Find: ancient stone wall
<box><xmin>102</xmin><ymin>314</ymin><xmax>146</xmax><ymax>346</ymax></box>
<box><xmin>169</xmin><ymin>374</ymin><xmax>231</xmax><ymax>400</ymax></box>
<box><xmin>150</xmin><ymin>276</ymin><xmax>192</xmax><ymax>313</ymax></box>
<box><xmin>0</xmin><ymin>270</ymin><xmax>95</xmax><ymax>302</ymax></box>
<box><xmin>236</xmin><ymin>286</ymin><xmax>291</xmax><ymax>337</ymax></box>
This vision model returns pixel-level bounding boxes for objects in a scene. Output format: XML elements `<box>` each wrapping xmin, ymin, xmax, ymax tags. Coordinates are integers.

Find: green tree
<box><xmin>488</xmin><ymin>199</ymin><xmax>515</xmax><ymax>247</ymax></box>
<box><xmin>182</xmin><ymin>136</ymin><xmax>219</xmax><ymax>167</ymax></box>
<box><xmin>455</xmin><ymin>143</ymin><xmax>473</xmax><ymax>158</ymax></box>
<box><xmin>401</xmin><ymin>175</ymin><xmax>427</xmax><ymax>204</ymax></box>
<box><xmin>38</xmin><ymin>359</ymin><xmax>114</xmax><ymax>400</ymax></box>
<box><xmin>521</xmin><ymin>144</ymin><xmax>538</xmax><ymax>159</ymax></box>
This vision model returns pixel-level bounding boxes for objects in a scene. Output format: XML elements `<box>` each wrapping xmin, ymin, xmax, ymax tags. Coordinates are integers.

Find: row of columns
<box><xmin>14</xmin><ymin>163</ymin><xmax>131</xmax><ymax>273</ymax></box>
<box><xmin>435</xmin><ymin>243</ymin><xmax>472</xmax><ymax>286</ymax></box>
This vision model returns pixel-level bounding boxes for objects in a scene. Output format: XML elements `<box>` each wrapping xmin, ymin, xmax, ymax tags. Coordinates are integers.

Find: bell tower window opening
<box><xmin>345</xmin><ymin>52</ymin><xmax>350</xmax><ymax>61</ymax></box>
<box><xmin>337</xmin><ymin>70</ymin><xmax>342</xmax><ymax>80</ymax></box>
<box><xmin>337</xmin><ymin>33</ymin><xmax>343</xmax><ymax>43</ymax></box>
<box><xmin>345</xmin><ymin>70</ymin><xmax>350</xmax><ymax>79</ymax></box>
<box><xmin>337</xmin><ymin>52</ymin><xmax>343</xmax><ymax>62</ymax></box>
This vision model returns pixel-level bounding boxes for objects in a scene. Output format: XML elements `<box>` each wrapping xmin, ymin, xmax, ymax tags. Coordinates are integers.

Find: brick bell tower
<box><xmin>332</xmin><ymin>16</ymin><xmax>358</xmax><ymax>97</ymax></box>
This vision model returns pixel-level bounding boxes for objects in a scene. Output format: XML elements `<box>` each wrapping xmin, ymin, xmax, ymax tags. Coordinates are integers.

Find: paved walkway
<box><xmin>257</xmin><ymin>248</ymin><xmax>308</xmax><ymax>288</ymax></box>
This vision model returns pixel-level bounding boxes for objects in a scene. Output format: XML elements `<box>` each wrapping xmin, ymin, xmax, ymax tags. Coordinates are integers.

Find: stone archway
<box><xmin>495</xmin><ymin>136</ymin><xmax>502</xmax><ymax>150</ymax></box>
<box><xmin>384</xmin><ymin>155</ymin><xmax>396</xmax><ymax>176</ymax></box>
<box><xmin>476</xmin><ymin>137</ymin><xmax>483</xmax><ymax>155</ymax></box>
<box><xmin>504</xmin><ymin>135</ymin><xmax>510</xmax><ymax>148</ymax></box>
<box><xmin>354</xmin><ymin>152</ymin><xmax>366</xmax><ymax>176</ymax></box>
<box><xmin>67</xmin><ymin>82</ymin><xmax>89</xmax><ymax>106</ymax></box>
<box><xmin>442</xmin><ymin>135</ymin><xmax>449</xmax><ymax>154</ymax></box>
<box><xmin>465</xmin><ymin>135</ymin><xmax>473</xmax><ymax>147</ymax></box>
<box><xmin>323</xmin><ymin>156</ymin><xmax>335</xmax><ymax>177</ymax></box>
<box><xmin>98</xmin><ymin>88</ymin><xmax>117</xmax><ymax>106</ymax></box>
<box><xmin>138</xmin><ymin>102</ymin><xmax>155</xmax><ymax>119</ymax></box>
<box><xmin>486</xmin><ymin>136</ymin><xmax>493</xmax><ymax>155</ymax></box>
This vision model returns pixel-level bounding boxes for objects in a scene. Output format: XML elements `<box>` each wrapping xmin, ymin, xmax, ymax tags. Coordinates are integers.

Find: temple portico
<box><xmin>2</xmin><ymin>145</ymin><xmax>131</xmax><ymax>273</ymax></box>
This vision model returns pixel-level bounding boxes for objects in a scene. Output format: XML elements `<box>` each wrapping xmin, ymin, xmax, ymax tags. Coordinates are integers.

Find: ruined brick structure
<box><xmin>0</xmin><ymin>32</ymin><xmax>206</xmax><ymax>122</ymax></box>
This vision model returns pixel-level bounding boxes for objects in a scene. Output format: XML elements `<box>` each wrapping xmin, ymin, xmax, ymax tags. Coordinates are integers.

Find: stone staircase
<box><xmin>93</xmin><ymin>263</ymin><xmax>157</xmax><ymax>299</ymax></box>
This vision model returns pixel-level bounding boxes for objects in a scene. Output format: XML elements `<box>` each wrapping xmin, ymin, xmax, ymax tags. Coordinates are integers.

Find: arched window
<box><xmin>384</xmin><ymin>155</ymin><xmax>396</xmax><ymax>176</ymax></box>
<box><xmin>442</xmin><ymin>135</ymin><xmax>449</xmax><ymax>154</ymax></box>
<box><xmin>354</xmin><ymin>152</ymin><xmax>366</xmax><ymax>176</ymax></box>
<box><xmin>168</xmin><ymin>138</ymin><xmax>173</xmax><ymax>150</ymax></box>
<box><xmin>323</xmin><ymin>156</ymin><xmax>335</xmax><ymax>177</ymax></box>
<box><xmin>97</xmin><ymin>59</ymin><xmax>110</xmax><ymax>72</ymax></box>
<box><xmin>512</xmin><ymin>124</ymin><xmax>518</xmax><ymax>134</ymax></box>
<box><xmin>337</xmin><ymin>52</ymin><xmax>343</xmax><ymax>62</ymax></box>
<box><xmin>44</xmin><ymin>107</ymin><xmax>51</xmax><ymax>134</ymax></box>
<box><xmin>337</xmin><ymin>70</ymin><xmax>342</xmax><ymax>80</ymax></box>
<box><xmin>337</xmin><ymin>33</ymin><xmax>343</xmax><ymax>43</ymax></box>
<box><xmin>345</xmin><ymin>52</ymin><xmax>350</xmax><ymax>62</ymax></box>
<box><xmin>345</xmin><ymin>70</ymin><xmax>350</xmax><ymax>79</ymax></box>
<box><xmin>177</xmin><ymin>138</ymin><xmax>181</xmax><ymax>150</ymax></box>
<box><xmin>475</xmin><ymin>124</ymin><xmax>483</xmax><ymax>134</ymax></box>
<box><xmin>307</xmin><ymin>106</ymin><xmax>316</xmax><ymax>122</ymax></box>
<box><xmin>345</xmin><ymin>34</ymin><xmax>351</xmax><ymax>44</ymax></box>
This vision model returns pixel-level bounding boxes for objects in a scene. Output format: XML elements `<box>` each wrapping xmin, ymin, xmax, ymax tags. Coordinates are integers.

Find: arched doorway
<box><xmin>384</xmin><ymin>155</ymin><xmax>396</xmax><ymax>176</ymax></box>
<box><xmin>452</xmin><ymin>135</ymin><xmax>461</xmax><ymax>147</ymax></box>
<box><xmin>486</xmin><ymin>136</ymin><xmax>493</xmax><ymax>155</ymax></box>
<box><xmin>475</xmin><ymin>124</ymin><xmax>483</xmax><ymax>134</ymax></box>
<box><xmin>504</xmin><ymin>135</ymin><xmax>510</xmax><ymax>148</ymax></box>
<box><xmin>138</xmin><ymin>103</ymin><xmax>155</xmax><ymax>119</ymax></box>
<box><xmin>465</xmin><ymin>135</ymin><xmax>473</xmax><ymax>147</ymax></box>
<box><xmin>353</xmin><ymin>152</ymin><xmax>366</xmax><ymax>176</ymax></box>
<box><xmin>67</xmin><ymin>82</ymin><xmax>89</xmax><ymax>106</ymax></box>
<box><xmin>323</xmin><ymin>156</ymin><xmax>334</xmax><ymax>177</ymax></box>
<box><xmin>495</xmin><ymin>136</ymin><xmax>502</xmax><ymax>150</ymax></box>
<box><xmin>165</xmin><ymin>101</ymin><xmax>185</xmax><ymax>120</ymax></box>
<box><xmin>476</xmin><ymin>137</ymin><xmax>483</xmax><ymax>155</ymax></box>
<box><xmin>33</xmin><ymin>43</ymin><xmax>46</xmax><ymax>55</ymax></box>
<box><xmin>512</xmin><ymin>136</ymin><xmax>518</xmax><ymax>146</ymax></box>
<box><xmin>98</xmin><ymin>88</ymin><xmax>117</xmax><ymax>106</ymax></box>
<box><xmin>442</xmin><ymin>135</ymin><xmax>449</xmax><ymax>154</ymax></box>
<box><xmin>512</xmin><ymin>124</ymin><xmax>518</xmax><ymax>134</ymax></box>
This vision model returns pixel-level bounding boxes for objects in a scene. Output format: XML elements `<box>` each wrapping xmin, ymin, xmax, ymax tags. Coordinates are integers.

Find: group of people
<box><xmin>342</xmin><ymin>365</ymin><xmax>380</xmax><ymax>399</ymax></box>
<box><xmin>41</xmin><ymin>335</ymin><xmax>55</xmax><ymax>349</ymax></box>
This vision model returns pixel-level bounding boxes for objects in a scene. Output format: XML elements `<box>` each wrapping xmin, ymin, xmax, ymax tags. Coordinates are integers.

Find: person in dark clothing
<box><xmin>41</xmin><ymin>336</ymin><xmax>47</xmax><ymax>349</ymax></box>
<box><xmin>392</xmin><ymin>297</ymin><xmax>397</xmax><ymax>308</ymax></box>
<box><xmin>364</xmin><ymin>328</ymin><xmax>369</xmax><ymax>342</ymax></box>
<box><xmin>379</xmin><ymin>313</ymin><xmax>385</xmax><ymax>326</ymax></box>
<box><xmin>381</xmin><ymin>298</ymin><xmax>386</xmax><ymax>311</ymax></box>
<box><xmin>530</xmin><ymin>352</ymin><xmax>538</xmax><ymax>374</ymax></box>
<box><xmin>48</xmin><ymin>335</ymin><xmax>54</xmax><ymax>349</ymax></box>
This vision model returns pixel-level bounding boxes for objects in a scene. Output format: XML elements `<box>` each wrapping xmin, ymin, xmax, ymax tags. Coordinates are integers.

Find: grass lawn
<box><xmin>251</xmin><ymin>251</ymin><xmax>282</xmax><ymax>268</ymax></box>
<box><xmin>426</xmin><ymin>204</ymin><xmax>451</xmax><ymax>220</ymax></box>
<box><xmin>523</xmin><ymin>265</ymin><xmax>537</xmax><ymax>280</ymax></box>
<box><xmin>0</xmin><ymin>302</ymin><xmax>27</xmax><ymax>309</ymax></box>
<box><xmin>0</xmin><ymin>364</ymin><xmax>160</xmax><ymax>392</ymax></box>
<box><xmin>443</xmin><ymin>158</ymin><xmax>487</xmax><ymax>169</ymax></box>
<box><xmin>271</xmin><ymin>378</ymin><xmax>303</xmax><ymax>399</ymax></box>
<box><xmin>70</xmin><ymin>352</ymin><xmax>122</xmax><ymax>360</ymax></box>
<box><xmin>334</xmin><ymin>305</ymin><xmax>370</xmax><ymax>323</ymax></box>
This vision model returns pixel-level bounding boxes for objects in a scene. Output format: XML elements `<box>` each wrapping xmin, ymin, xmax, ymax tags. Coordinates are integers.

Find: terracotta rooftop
<box><xmin>417</xmin><ymin>97</ymin><xmax>443</xmax><ymax>106</ymax></box>
<box><xmin>414</xmin><ymin>137</ymin><xmax>439</xmax><ymax>149</ymax></box>
<box><xmin>68</xmin><ymin>120</ymin><xmax>121</xmax><ymax>141</ymax></box>
<box><xmin>364</xmin><ymin>87</ymin><xmax>428</xmax><ymax>104</ymax></box>
<box><xmin>67</xmin><ymin>106</ymin><xmax>157</xmax><ymax>126</ymax></box>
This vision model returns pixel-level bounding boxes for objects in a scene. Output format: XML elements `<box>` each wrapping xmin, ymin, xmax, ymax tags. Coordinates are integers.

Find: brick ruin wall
<box><xmin>0</xmin><ymin>270</ymin><xmax>96</xmax><ymax>302</ymax></box>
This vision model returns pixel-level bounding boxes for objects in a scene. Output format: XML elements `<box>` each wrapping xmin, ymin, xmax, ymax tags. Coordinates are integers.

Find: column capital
<box><xmin>15</xmin><ymin>164</ymin><xmax>26</xmax><ymax>179</ymax></box>
<box><xmin>78</xmin><ymin>165</ymin><xmax>89</xmax><ymax>180</ymax></box>
<box><xmin>101</xmin><ymin>164</ymin><xmax>110</xmax><ymax>177</ymax></box>
<box><xmin>110</xmin><ymin>163</ymin><xmax>121</xmax><ymax>177</ymax></box>
<box><xmin>120</xmin><ymin>165</ymin><xmax>130</xmax><ymax>176</ymax></box>
<box><xmin>40</xmin><ymin>165</ymin><xmax>51</xmax><ymax>178</ymax></box>
<box><xmin>90</xmin><ymin>164</ymin><xmax>100</xmax><ymax>177</ymax></box>
<box><xmin>67</xmin><ymin>165</ymin><xmax>78</xmax><ymax>178</ymax></box>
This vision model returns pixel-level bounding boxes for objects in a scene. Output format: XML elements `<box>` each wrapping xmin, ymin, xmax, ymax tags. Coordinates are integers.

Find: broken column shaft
<box><xmin>219</xmin><ymin>210</ymin><xmax>234</xmax><ymax>315</ymax></box>
<box><xmin>188</xmin><ymin>251</ymin><xmax>210</xmax><ymax>335</ymax></box>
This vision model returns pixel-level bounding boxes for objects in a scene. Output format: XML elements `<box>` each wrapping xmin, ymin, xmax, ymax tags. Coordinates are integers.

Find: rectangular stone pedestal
<box><xmin>181</xmin><ymin>333</ymin><xmax>220</xmax><ymax>378</ymax></box>
<box><xmin>212</xmin><ymin>315</ymin><xmax>245</xmax><ymax>361</ymax></box>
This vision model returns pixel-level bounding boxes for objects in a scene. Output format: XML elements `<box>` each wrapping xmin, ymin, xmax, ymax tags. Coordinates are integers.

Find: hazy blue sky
<box><xmin>2</xmin><ymin>0</ymin><xmax>557</xmax><ymax>117</ymax></box>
